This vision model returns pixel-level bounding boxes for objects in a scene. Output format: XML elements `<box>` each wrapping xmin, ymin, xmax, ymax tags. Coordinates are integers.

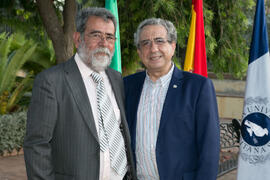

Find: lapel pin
<box><xmin>173</xmin><ymin>84</ymin><xmax>177</xmax><ymax>88</ymax></box>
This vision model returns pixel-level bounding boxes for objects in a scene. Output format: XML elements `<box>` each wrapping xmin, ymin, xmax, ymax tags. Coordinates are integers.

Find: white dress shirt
<box><xmin>75</xmin><ymin>53</ymin><xmax>127</xmax><ymax>180</ymax></box>
<box><xmin>136</xmin><ymin>64</ymin><xmax>174</xmax><ymax>180</ymax></box>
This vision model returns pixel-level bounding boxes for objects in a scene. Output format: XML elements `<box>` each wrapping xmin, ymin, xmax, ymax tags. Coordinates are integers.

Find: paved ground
<box><xmin>0</xmin><ymin>155</ymin><xmax>26</xmax><ymax>180</ymax></box>
<box><xmin>0</xmin><ymin>155</ymin><xmax>236</xmax><ymax>180</ymax></box>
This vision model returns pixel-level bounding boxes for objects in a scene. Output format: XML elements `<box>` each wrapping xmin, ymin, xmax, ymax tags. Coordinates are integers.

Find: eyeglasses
<box><xmin>86</xmin><ymin>31</ymin><xmax>116</xmax><ymax>44</ymax></box>
<box><xmin>139</xmin><ymin>38</ymin><xmax>169</xmax><ymax>49</ymax></box>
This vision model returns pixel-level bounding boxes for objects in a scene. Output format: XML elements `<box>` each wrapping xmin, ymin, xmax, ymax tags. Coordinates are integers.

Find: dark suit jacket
<box><xmin>124</xmin><ymin>66</ymin><xmax>220</xmax><ymax>180</ymax></box>
<box><xmin>24</xmin><ymin>57</ymin><xmax>136</xmax><ymax>180</ymax></box>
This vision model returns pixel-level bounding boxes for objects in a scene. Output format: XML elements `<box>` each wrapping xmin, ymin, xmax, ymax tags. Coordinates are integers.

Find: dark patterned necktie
<box><xmin>91</xmin><ymin>72</ymin><xmax>127</xmax><ymax>176</ymax></box>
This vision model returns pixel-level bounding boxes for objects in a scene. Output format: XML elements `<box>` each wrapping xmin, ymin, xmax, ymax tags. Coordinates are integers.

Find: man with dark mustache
<box><xmin>24</xmin><ymin>7</ymin><xmax>136</xmax><ymax>180</ymax></box>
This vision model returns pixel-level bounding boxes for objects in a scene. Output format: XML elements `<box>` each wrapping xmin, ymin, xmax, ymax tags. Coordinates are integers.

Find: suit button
<box><xmin>120</xmin><ymin>123</ymin><xmax>124</xmax><ymax>133</ymax></box>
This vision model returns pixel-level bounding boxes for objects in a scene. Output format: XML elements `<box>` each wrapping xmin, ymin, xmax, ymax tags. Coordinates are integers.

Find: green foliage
<box><xmin>77</xmin><ymin>0</ymin><xmax>103</xmax><ymax>7</ymax></box>
<box><xmin>0</xmin><ymin>0</ymin><xmax>45</xmax><ymax>42</ymax></box>
<box><xmin>0</xmin><ymin>0</ymin><xmax>56</xmax><ymax>70</ymax></box>
<box><xmin>207</xmin><ymin>0</ymin><xmax>255</xmax><ymax>79</ymax></box>
<box><xmin>7</xmin><ymin>72</ymin><xmax>33</xmax><ymax>112</ymax></box>
<box><xmin>0</xmin><ymin>32</ymin><xmax>36</xmax><ymax>114</ymax></box>
<box><xmin>0</xmin><ymin>36</ymin><xmax>36</xmax><ymax>94</ymax></box>
<box><xmin>26</xmin><ymin>39</ymin><xmax>56</xmax><ymax>73</ymax></box>
<box><xmin>0</xmin><ymin>111</ymin><xmax>26</xmax><ymax>154</ymax></box>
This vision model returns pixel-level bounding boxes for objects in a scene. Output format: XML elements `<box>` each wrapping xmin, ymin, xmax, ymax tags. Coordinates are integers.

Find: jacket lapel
<box><xmin>132</xmin><ymin>72</ymin><xmax>146</xmax><ymax>122</ymax></box>
<box><xmin>158</xmin><ymin>67</ymin><xmax>185</xmax><ymax>136</ymax></box>
<box><xmin>63</xmin><ymin>58</ymin><xmax>99</xmax><ymax>143</ymax></box>
<box><xmin>130</xmin><ymin>72</ymin><xmax>146</xmax><ymax>150</ymax></box>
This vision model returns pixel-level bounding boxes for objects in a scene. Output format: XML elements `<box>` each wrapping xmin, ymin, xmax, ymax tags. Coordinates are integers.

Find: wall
<box><xmin>210</xmin><ymin>77</ymin><xmax>246</xmax><ymax>121</ymax></box>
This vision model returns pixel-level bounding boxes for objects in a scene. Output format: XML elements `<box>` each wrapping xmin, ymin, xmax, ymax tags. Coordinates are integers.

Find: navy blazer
<box><xmin>124</xmin><ymin>66</ymin><xmax>220</xmax><ymax>180</ymax></box>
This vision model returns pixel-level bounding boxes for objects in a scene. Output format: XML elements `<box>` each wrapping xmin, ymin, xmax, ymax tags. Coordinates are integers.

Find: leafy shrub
<box><xmin>0</xmin><ymin>32</ymin><xmax>36</xmax><ymax>114</ymax></box>
<box><xmin>0</xmin><ymin>111</ymin><xmax>26</xmax><ymax>155</ymax></box>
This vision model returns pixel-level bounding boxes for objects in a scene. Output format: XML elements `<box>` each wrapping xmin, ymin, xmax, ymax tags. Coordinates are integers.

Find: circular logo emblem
<box><xmin>241</xmin><ymin>112</ymin><xmax>270</xmax><ymax>146</ymax></box>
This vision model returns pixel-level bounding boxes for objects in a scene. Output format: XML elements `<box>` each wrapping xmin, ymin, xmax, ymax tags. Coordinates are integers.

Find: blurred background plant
<box><xmin>0</xmin><ymin>31</ymin><xmax>55</xmax><ymax>115</ymax></box>
<box><xmin>0</xmin><ymin>0</ymin><xmax>57</xmax><ymax>115</ymax></box>
<box><xmin>0</xmin><ymin>32</ymin><xmax>55</xmax><ymax>153</ymax></box>
<box><xmin>0</xmin><ymin>32</ymin><xmax>36</xmax><ymax>114</ymax></box>
<box><xmin>0</xmin><ymin>111</ymin><xmax>26</xmax><ymax>155</ymax></box>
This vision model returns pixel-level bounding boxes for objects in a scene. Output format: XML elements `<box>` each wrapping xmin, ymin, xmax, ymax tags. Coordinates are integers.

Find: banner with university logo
<box><xmin>237</xmin><ymin>0</ymin><xmax>270</xmax><ymax>179</ymax></box>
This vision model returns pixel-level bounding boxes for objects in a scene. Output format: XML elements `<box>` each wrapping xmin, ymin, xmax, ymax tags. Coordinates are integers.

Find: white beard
<box><xmin>77</xmin><ymin>41</ymin><xmax>114</xmax><ymax>72</ymax></box>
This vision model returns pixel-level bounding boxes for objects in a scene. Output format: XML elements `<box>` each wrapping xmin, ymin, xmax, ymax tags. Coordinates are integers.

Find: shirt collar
<box><xmin>145</xmin><ymin>63</ymin><xmax>174</xmax><ymax>87</ymax></box>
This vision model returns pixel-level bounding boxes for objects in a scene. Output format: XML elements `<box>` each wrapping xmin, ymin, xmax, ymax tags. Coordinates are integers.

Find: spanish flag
<box><xmin>184</xmin><ymin>0</ymin><xmax>207</xmax><ymax>77</ymax></box>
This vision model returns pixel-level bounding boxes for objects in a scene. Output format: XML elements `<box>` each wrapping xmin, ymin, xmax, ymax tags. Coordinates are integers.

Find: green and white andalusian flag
<box><xmin>105</xmin><ymin>0</ymin><xmax>121</xmax><ymax>72</ymax></box>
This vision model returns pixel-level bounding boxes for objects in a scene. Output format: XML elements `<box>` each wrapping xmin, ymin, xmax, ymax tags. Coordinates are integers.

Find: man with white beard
<box><xmin>24</xmin><ymin>7</ymin><xmax>136</xmax><ymax>180</ymax></box>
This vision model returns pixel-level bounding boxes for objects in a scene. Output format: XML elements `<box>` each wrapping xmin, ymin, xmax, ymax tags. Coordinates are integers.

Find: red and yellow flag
<box><xmin>184</xmin><ymin>0</ymin><xmax>207</xmax><ymax>77</ymax></box>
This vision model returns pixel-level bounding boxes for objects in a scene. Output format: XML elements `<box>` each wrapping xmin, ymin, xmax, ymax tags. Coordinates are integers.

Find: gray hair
<box><xmin>134</xmin><ymin>18</ymin><xmax>177</xmax><ymax>49</ymax></box>
<box><xmin>76</xmin><ymin>7</ymin><xmax>117</xmax><ymax>34</ymax></box>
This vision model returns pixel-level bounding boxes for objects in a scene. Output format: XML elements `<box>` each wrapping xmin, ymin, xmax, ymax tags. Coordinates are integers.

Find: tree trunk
<box><xmin>36</xmin><ymin>0</ymin><xmax>76</xmax><ymax>64</ymax></box>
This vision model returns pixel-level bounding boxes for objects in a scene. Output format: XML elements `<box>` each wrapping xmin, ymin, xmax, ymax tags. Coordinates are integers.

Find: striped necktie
<box><xmin>91</xmin><ymin>72</ymin><xmax>127</xmax><ymax>176</ymax></box>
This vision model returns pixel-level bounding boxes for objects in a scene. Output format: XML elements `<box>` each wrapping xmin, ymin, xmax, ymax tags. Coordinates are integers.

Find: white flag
<box><xmin>237</xmin><ymin>0</ymin><xmax>270</xmax><ymax>179</ymax></box>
